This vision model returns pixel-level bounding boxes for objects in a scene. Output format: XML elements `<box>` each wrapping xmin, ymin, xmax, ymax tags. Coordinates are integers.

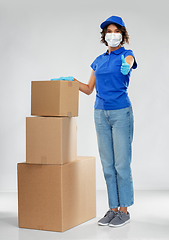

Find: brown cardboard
<box><xmin>18</xmin><ymin>156</ymin><xmax>96</xmax><ymax>232</ymax></box>
<box><xmin>31</xmin><ymin>80</ymin><xmax>79</xmax><ymax>117</ymax></box>
<box><xmin>26</xmin><ymin>116</ymin><xmax>77</xmax><ymax>164</ymax></box>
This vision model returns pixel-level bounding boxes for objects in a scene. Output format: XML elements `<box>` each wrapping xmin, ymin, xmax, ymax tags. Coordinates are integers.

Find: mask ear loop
<box><xmin>120</xmin><ymin>32</ymin><xmax>123</xmax><ymax>47</ymax></box>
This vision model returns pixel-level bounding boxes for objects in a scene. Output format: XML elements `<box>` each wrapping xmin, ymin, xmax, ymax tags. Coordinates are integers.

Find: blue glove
<box><xmin>121</xmin><ymin>55</ymin><xmax>130</xmax><ymax>75</ymax></box>
<box><xmin>51</xmin><ymin>76</ymin><xmax>74</xmax><ymax>81</ymax></box>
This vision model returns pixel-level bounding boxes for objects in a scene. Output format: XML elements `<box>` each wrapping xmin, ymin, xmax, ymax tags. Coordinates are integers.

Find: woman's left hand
<box><xmin>121</xmin><ymin>55</ymin><xmax>130</xmax><ymax>75</ymax></box>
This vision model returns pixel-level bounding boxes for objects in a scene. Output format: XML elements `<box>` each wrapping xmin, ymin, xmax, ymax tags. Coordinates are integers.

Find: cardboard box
<box><xmin>31</xmin><ymin>80</ymin><xmax>79</xmax><ymax>117</ymax></box>
<box><xmin>18</xmin><ymin>156</ymin><xmax>96</xmax><ymax>232</ymax></box>
<box><xmin>26</xmin><ymin>116</ymin><xmax>77</xmax><ymax>164</ymax></box>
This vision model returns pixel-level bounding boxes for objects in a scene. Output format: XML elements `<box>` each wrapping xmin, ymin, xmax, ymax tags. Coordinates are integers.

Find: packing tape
<box><xmin>67</xmin><ymin>112</ymin><xmax>72</xmax><ymax>117</ymax></box>
<box><xmin>68</xmin><ymin>82</ymin><xmax>72</xmax><ymax>87</ymax></box>
<box><xmin>41</xmin><ymin>156</ymin><xmax>47</xmax><ymax>164</ymax></box>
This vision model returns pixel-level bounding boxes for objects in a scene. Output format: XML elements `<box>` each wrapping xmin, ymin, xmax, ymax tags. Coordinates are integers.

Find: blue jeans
<box><xmin>94</xmin><ymin>106</ymin><xmax>134</xmax><ymax>208</ymax></box>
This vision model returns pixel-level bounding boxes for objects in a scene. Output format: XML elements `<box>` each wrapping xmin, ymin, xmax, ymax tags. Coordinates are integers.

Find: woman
<box><xmin>74</xmin><ymin>15</ymin><xmax>137</xmax><ymax>227</ymax></box>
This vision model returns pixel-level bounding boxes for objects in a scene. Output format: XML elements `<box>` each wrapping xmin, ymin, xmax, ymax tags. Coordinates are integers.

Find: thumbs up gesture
<box><xmin>121</xmin><ymin>55</ymin><xmax>130</xmax><ymax>75</ymax></box>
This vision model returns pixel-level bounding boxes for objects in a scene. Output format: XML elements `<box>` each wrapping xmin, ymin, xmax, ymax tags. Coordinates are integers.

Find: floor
<box><xmin>0</xmin><ymin>190</ymin><xmax>169</xmax><ymax>240</ymax></box>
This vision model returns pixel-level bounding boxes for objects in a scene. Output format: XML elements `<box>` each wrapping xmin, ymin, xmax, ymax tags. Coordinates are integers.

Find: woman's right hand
<box><xmin>50</xmin><ymin>76</ymin><xmax>74</xmax><ymax>81</ymax></box>
<box><xmin>74</xmin><ymin>70</ymin><xmax>95</xmax><ymax>95</ymax></box>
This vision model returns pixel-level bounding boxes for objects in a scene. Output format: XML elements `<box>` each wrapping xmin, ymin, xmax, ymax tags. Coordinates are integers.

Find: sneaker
<box><xmin>98</xmin><ymin>209</ymin><xmax>117</xmax><ymax>226</ymax></box>
<box><xmin>109</xmin><ymin>211</ymin><xmax>130</xmax><ymax>227</ymax></box>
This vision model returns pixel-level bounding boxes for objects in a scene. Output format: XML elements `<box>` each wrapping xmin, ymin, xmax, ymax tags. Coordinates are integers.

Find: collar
<box><xmin>104</xmin><ymin>47</ymin><xmax>125</xmax><ymax>55</ymax></box>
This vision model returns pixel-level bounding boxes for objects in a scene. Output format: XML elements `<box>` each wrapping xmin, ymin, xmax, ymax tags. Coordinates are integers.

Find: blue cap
<box><xmin>100</xmin><ymin>16</ymin><xmax>125</xmax><ymax>29</ymax></box>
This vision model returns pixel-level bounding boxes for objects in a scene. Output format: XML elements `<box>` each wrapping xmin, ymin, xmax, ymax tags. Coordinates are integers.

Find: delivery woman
<box><xmin>74</xmin><ymin>15</ymin><xmax>137</xmax><ymax>227</ymax></box>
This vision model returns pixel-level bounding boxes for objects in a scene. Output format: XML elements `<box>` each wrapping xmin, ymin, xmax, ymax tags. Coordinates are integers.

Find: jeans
<box><xmin>94</xmin><ymin>106</ymin><xmax>134</xmax><ymax>208</ymax></box>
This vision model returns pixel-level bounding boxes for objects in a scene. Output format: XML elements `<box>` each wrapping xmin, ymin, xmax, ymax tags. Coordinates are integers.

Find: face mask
<box><xmin>105</xmin><ymin>33</ymin><xmax>122</xmax><ymax>47</ymax></box>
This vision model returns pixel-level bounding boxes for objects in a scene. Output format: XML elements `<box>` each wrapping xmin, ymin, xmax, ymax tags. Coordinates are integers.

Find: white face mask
<box><xmin>105</xmin><ymin>33</ymin><xmax>122</xmax><ymax>47</ymax></box>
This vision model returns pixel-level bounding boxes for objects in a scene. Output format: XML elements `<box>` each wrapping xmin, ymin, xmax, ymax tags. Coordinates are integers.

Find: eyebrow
<box><xmin>107</xmin><ymin>27</ymin><xmax>119</xmax><ymax>31</ymax></box>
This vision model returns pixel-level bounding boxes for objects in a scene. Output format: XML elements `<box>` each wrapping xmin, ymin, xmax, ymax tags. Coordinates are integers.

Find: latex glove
<box><xmin>121</xmin><ymin>55</ymin><xmax>130</xmax><ymax>75</ymax></box>
<box><xmin>51</xmin><ymin>76</ymin><xmax>74</xmax><ymax>81</ymax></box>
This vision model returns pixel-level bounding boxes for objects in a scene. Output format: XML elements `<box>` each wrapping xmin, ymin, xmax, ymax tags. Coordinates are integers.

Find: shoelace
<box><xmin>104</xmin><ymin>209</ymin><xmax>115</xmax><ymax>218</ymax></box>
<box><xmin>115</xmin><ymin>211</ymin><xmax>123</xmax><ymax>220</ymax></box>
<box><xmin>104</xmin><ymin>210</ymin><xmax>111</xmax><ymax>217</ymax></box>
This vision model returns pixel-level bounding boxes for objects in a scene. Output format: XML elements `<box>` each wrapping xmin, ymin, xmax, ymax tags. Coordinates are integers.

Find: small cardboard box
<box><xmin>31</xmin><ymin>80</ymin><xmax>79</xmax><ymax>117</ymax></box>
<box><xmin>26</xmin><ymin>116</ymin><xmax>77</xmax><ymax>165</ymax></box>
<box><xmin>17</xmin><ymin>157</ymin><xmax>96</xmax><ymax>232</ymax></box>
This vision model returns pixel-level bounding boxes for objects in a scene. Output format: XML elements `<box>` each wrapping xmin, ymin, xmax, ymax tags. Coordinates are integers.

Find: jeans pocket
<box><xmin>94</xmin><ymin>109</ymin><xmax>102</xmax><ymax>125</ymax></box>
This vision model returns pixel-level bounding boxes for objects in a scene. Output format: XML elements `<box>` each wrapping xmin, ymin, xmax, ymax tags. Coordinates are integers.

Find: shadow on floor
<box><xmin>0</xmin><ymin>214</ymin><xmax>18</xmax><ymax>228</ymax></box>
<box><xmin>0</xmin><ymin>212</ymin><xmax>18</xmax><ymax>227</ymax></box>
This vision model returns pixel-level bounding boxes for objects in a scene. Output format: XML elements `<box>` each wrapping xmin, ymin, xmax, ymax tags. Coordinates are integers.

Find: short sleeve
<box><xmin>90</xmin><ymin>57</ymin><xmax>98</xmax><ymax>71</ymax></box>
<box><xmin>124</xmin><ymin>50</ymin><xmax>137</xmax><ymax>69</ymax></box>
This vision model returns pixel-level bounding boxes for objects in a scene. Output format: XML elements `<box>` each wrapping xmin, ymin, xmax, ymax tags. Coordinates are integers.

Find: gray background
<box><xmin>0</xmin><ymin>0</ymin><xmax>169</xmax><ymax>191</ymax></box>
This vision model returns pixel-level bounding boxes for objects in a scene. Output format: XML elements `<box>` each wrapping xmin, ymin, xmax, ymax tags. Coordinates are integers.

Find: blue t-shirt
<box><xmin>90</xmin><ymin>47</ymin><xmax>137</xmax><ymax>110</ymax></box>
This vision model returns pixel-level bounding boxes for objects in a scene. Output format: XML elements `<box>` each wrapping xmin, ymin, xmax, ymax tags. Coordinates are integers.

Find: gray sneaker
<box><xmin>98</xmin><ymin>209</ymin><xmax>117</xmax><ymax>226</ymax></box>
<box><xmin>109</xmin><ymin>211</ymin><xmax>130</xmax><ymax>227</ymax></box>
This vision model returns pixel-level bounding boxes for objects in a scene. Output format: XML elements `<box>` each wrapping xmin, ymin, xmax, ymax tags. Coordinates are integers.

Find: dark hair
<box><xmin>100</xmin><ymin>23</ymin><xmax>129</xmax><ymax>46</ymax></box>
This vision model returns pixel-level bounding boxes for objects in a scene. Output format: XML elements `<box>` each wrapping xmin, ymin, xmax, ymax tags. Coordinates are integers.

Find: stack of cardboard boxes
<box><xmin>17</xmin><ymin>80</ymin><xmax>96</xmax><ymax>232</ymax></box>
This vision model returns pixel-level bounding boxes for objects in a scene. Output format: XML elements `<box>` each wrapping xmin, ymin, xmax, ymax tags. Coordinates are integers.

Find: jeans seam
<box><xmin>129</xmin><ymin>107</ymin><xmax>134</xmax><ymax>206</ymax></box>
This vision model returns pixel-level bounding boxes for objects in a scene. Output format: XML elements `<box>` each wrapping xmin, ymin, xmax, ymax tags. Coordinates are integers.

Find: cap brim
<box><xmin>100</xmin><ymin>21</ymin><xmax>114</xmax><ymax>29</ymax></box>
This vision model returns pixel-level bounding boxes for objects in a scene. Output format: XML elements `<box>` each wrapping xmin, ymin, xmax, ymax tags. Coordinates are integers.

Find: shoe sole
<box><xmin>98</xmin><ymin>222</ymin><xmax>109</xmax><ymax>226</ymax></box>
<box><xmin>109</xmin><ymin>219</ymin><xmax>130</xmax><ymax>228</ymax></box>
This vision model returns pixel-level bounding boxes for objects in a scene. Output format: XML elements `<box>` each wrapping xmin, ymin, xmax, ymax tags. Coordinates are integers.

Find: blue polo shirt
<box><xmin>90</xmin><ymin>47</ymin><xmax>137</xmax><ymax>110</ymax></box>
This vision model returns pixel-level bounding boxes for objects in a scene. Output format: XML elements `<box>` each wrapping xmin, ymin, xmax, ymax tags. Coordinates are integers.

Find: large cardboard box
<box><xmin>31</xmin><ymin>80</ymin><xmax>79</xmax><ymax>117</ymax></box>
<box><xmin>26</xmin><ymin>116</ymin><xmax>77</xmax><ymax>164</ymax></box>
<box><xmin>18</xmin><ymin>156</ymin><xmax>96</xmax><ymax>232</ymax></box>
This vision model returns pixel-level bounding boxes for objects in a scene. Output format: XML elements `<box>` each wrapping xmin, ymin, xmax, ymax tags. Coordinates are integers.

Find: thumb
<box><xmin>121</xmin><ymin>55</ymin><xmax>126</xmax><ymax>64</ymax></box>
